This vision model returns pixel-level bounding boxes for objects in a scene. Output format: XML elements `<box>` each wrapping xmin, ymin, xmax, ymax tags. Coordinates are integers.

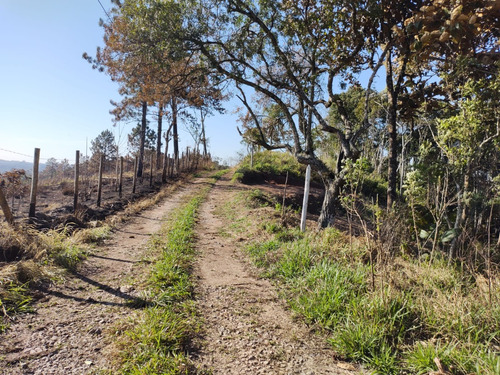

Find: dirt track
<box><xmin>192</xmin><ymin>175</ymin><xmax>359</xmax><ymax>375</ymax></box>
<box><xmin>0</xmin><ymin>179</ymin><xmax>202</xmax><ymax>374</ymax></box>
<box><xmin>0</xmin><ymin>174</ymin><xmax>362</xmax><ymax>374</ymax></box>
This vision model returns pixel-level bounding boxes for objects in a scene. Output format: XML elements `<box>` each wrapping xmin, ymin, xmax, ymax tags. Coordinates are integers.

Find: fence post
<box><xmin>132</xmin><ymin>156</ymin><xmax>138</xmax><ymax>193</ymax></box>
<box><xmin>300</xmin><ymin>165</ymin><xmax>311</xmax><ymax>232</ymax></box>
<box><xmin>28</xmin><ymin>148</ymin><xmax>40</xmax><ymax>218</ymax></box>
<box><xmin>119</xmin><ymin>156</ymin><xmax>123</xmax><ymax>198</ymax></box>
<box><xmin>74</xmin><ymin>150</ymin><xmax>80</xmax><ymax>212</ymax></box>
<box><xmin>97</xmin><ymin>154</ymin><xmax>104</xmax><ymax>207</ymax></box>
<box><xmin>115</xmin><ymin>157</ymin><xmax>119</xmax><ymax>192</ymax></box>
<box><xmin>0</xmin><ymin>186</ymin><xmax>14</xmax><ymax>226</ymax></box>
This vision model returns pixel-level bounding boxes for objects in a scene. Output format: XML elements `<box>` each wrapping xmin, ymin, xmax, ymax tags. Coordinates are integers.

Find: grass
<box><xmin>112</xmin><ymin>178</ymin><xmax>216</xmax><ymax>373</ymax></box>
<box><xmin>0</xmin><ymin>172</ymin><xmax>202</xmax><ymax>332</ymax></box>
<box><xmin>217</xmin><ymin>182</ymin><xmax>500</xmax><ymax>375</ymax></box>
<box><xmin>232</xmin><ymin>150</ymin><xmax>305</xmax><ymax>184</ymax></box>
<box><xmin>0</xmin><ymin>281</ymin><xmax>33</xmax><ymax>333</ymax></box>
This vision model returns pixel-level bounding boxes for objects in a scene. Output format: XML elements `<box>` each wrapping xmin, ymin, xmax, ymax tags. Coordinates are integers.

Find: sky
<box><xmin>0</xmin><ymin>0</ymin><xmax>244</xmax><ymax>165</ymax></box>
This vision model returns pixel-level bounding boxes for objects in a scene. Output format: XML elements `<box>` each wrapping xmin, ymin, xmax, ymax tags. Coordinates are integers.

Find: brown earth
<box><xmin>0</xmin><ymin>173</ymin><xmax>364</xmax><ymax>374</ymax></box>
<box><xmin>191</xmin><ymin>174</ymin><xmax>363</xmax><ymax>374</ymax></box>
<box><xmin>0</xmin><ymin>177</ymin><xmax>203</xmax><ymax>374</ymax></box>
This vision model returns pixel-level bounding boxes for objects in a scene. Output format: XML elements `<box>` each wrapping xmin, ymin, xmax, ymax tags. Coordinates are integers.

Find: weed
<box><xmin>37</xmin><ymin>229</ymin><xmax>88</xmax><ymax>270</ymax></box>
<box><xmin>276</xmin><ymin>240</ymin><xmax>314</xmax><ymax>279</ymax></box>
<box><xmin>245</xmin><ymin>189</ymin><xmax>274</xmax><ymax>208</ymax></box>
<box><xmin>245</xmin><ymin>240</ymin><xmax>281</xmax><ymax>269</ymax></box>
<box><xmin>74</xmin><ymin>225</ymin><xmax>111</xmax><ymax>244</ymax></box>
<box><xmin>289</xmin><ymin>260</ymin><xmax>367</xmax><ymax>329</ymax></box>
<box><xmin>210</xmin><ymin>169</ymin><xmax>229</xmax><ymax>180</ymax></box>
<box><xmin>0</xmin><ymin>281</ymin><xmax>33</xmax><ymax>333</ymax></box>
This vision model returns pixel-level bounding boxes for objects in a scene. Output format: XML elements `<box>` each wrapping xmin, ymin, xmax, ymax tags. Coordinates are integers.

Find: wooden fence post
<box><xmin>97</xmin><ymin>154</ymin><xmax>104</xmax><ymax>207</ymax></box>
<box><xmin>132</xmin><ymin>156</ymin><xmax>138</xmax><ymax>194</ymax></box>
<box><xmin>0</xmin><ymin>186</ymin><xmax>14</xmax><ymax>226</ymax></box>
<box><xmin>300</xmin><ymin>165</ymin><xmax>311</xmax><ymax>232</ymax></box>
<box><xmin>28</xmin><ymin>148</ymin><xmax>40</xmax><ymax>218</ymax></box>
<box><xmin>74</xmin><ymin>150</ymin><xmax>80</xmax><ymax>212</ymax></box>
<box><xmin>119</xmin><ymin>156</ymin><xmax>123</xmax><ymax>198</ymax></box>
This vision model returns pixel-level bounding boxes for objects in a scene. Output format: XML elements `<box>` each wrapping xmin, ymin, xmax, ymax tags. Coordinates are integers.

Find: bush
<box><xmin>232</xmin><ymin>150</ymin><xmax>305</xmax><ymax>184</ymax></box>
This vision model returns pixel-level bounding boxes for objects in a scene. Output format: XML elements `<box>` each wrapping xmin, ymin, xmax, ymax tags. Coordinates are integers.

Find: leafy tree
<box><xmin>128</xmin><ymin>123</ymin><xmax>156</xmax><ymax>155</ymax></box>
<box><xmin>90</xmin><ymin>129</ymin><xmax>118</xmax><ymax>163</ymax></box>
<box><xmin>86</xmin><ymin>0</ymin><xmax>226</xmax><ymax>177</ymax></box>
<box><xmin>130</xmin><ymin>0</ymin><xmax>386</xmax><ymax>227</ymax></box>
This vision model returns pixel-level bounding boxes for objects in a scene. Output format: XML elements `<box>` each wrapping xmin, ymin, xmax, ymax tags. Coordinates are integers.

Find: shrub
<box><xmin>232</xmin><ymin>150</ymin><xmax>305</xmax><ymax>183</ymax></box>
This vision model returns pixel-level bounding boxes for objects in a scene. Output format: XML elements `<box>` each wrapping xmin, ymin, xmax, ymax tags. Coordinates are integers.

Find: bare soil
<box><xmin>191</xmin><ymin>174</ymin><xmax>362</xmax><ymax>375</ymax></box>
<box><xmin>0</xmin><ymin>173</ymin><xmax>363</xmax><ymax>374</ymax></box>
<box><xmin>0</xmin><ymin>178</ymin><xmax>203</xmax><ymax>374</ymax></box>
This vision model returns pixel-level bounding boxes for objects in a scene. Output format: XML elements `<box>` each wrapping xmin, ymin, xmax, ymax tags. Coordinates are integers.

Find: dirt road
<box><xmin>192</xmin><ymin>175</ymin><xmax>359</xmax><ymax>375</ymax></box>
<box><xmin>0</xmin><ymin>174</ymin><xmax>361</xmax><ymax>374</ymax></box>
<box><xmin>0</xmin><ymin>179</ymin><xmax>202</xmax><ymax>374</ymax></box>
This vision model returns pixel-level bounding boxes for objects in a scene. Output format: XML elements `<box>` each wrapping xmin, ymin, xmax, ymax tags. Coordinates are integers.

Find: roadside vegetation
<box><xmin>110</xmin><ymin>171</ymin><xmax>225</xmax><ymax>373</ymax></box>
<box><xmin>232</xmin><ymin>150</ymin><xmax>306</xmax><ymax>184</ymax></box>
<box><xmin>219</xmin><ymin>163</ymin><xmax>500</xmax><ymax>375</ymax></box>
<box><xmin>0</xmin><ymin>172</ymin><xmax>209</xmax><ymax>333</ymax></box>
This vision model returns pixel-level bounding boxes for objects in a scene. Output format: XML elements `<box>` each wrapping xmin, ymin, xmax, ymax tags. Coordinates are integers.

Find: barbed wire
<box><xmin>0</xmin><ymin>147</ymin><xmax>78</xmax><ymax>163</ymax></box>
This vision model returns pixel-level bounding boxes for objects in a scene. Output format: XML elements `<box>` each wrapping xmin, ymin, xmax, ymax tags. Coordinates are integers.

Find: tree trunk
<box><xmin>318</xmin><ymin>176</ymin><xmax>344</xmax><ymax>228</ymax></box>
<box><xmin>0</xmin><ymin>185</ymin><xmax>14</xmax><ymax>226</ymax></box>
<box><xmin>387</xmin><ymin>105</ymin><xmax>398</xmax><ymax>208</ymax></box>
<box><xmin>137</xmin><ymin>101</ymin><xmax>147</xmax><ymax>178</ymax></box>
<box><xmin>171</xmin><ymin>98</ymin><xmax>179</xmax><ymax>173</ymax></box>
<box><xmin>162</xmin><ymin>132</ymin><xmax>170</xmax><ymax>183</ymax></box>
<box><xmin>201</xmin><ymin>114</ymin><xmax>208</xmax><ymax>157</ymax></box>
<box><xmin>156</xmin><ymin>102</ymin><xmax>163</xmax><ymax>171</ymax></box>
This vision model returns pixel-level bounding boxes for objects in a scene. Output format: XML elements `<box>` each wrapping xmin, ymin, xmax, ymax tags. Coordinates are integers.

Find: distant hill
<box><xmin>0</xmin><ymin>160</ymin><xmax>46</xmax><ymax>174</ymax></box>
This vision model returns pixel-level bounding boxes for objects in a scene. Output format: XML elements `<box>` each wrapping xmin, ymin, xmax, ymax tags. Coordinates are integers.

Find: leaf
<box><xmin>419</xmin><ymin>229</ymin><xmax>430</xmax><ymax>239</ymax></box>
<box><xmin>440</xmin><ymin>229</ymin><xmax>456</xmax><ymax>243</ymax></box>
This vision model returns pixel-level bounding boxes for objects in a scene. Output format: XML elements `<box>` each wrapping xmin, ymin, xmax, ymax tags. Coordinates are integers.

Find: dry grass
<box><xmin>216</xmin><ymin>182</ymin><xmax>500</xmax><ymax>374</ymax></box>
<box><xmin>0</xmin><ymin>173</ymin><xmax>197</xmax><ymax>326</ymax></box>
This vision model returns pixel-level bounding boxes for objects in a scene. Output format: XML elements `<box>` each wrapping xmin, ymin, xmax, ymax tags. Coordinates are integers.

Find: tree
<box><xmin>90</xmin><ymin>129</ymin><xmax>118</xmax><ymax>163</ymax></box>
<box><xmin>127</xmin><ymin>122</ymin><xmax>156</xmax><ymax>154</ymax></box>
<box><xmin>166</xmin><ymin>0</ymin><xmax>385</xmax><ymax>227</ymax></box>
<box><xmin>86</xmin><ymin>0</ymin><xmax>225</xmax><ymax>177</ymax></box>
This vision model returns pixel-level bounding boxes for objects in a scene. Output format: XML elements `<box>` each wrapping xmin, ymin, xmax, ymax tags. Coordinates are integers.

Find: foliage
<box><xmin>115</xmin><ymin>189</ymin><xmax>208</xmax><ymax>373</ymax></box>
<box><xmin>40</xmin><ymin>158</ymin><xmax>73</xmax><ymax>180</ymax></box>
<box><xmin>232</xmin><ymin>150</ymin><xmax>304</xmax><ymax>184</ymax></box>
<box><xmin>0</xmin><ymin>281</ymin><xmax>33</xmax><ymax>333</ymax></box>
<box><xmin>0</xmin><ymin>169</ymin><xmax>30</xmax><ymax>207</ymax></box>
<box><xmin>127</xmin><ymin>123</ymin><xmax>157</xmax><ymax>154</ymax></box>
<box><xmin>90</xmin><ymin>129</ymin><xmax>118</xmax><ymax>162</ymax></box>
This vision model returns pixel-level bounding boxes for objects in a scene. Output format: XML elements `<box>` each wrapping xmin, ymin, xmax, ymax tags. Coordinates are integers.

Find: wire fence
<box><xmin>0</xmin><ymin>147</ymin><xmax>212</xmax><ymax>225</ymax></box>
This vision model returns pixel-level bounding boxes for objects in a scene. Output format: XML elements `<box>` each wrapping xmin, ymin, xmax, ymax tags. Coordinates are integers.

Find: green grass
<box><xmin>37</xmin><ymin>229</ymin><xmax>89</xmax><ymax>270</ymax></box>
<box><xmin>0</xmin><ymin>281</ymin><xmax>33</xmax><ymax>333</ymax></box>
<box><xmin>210</xmin><ymin>168</ymin><xmax>230</xmax><ymax>180</ymax></box>
<box><xmin>232</xmin><ymin>150</ymin><xmax>305</xmax><ymax>183</ymax></box>
<box><xmin>219</xmin><ymin>189</ymin><xmax>500</xmax><ymax>375</ymax></box>
<box><xmin>114</xmin><ymin>188</ymin><xmax>209</xmax><ymax>374</ymax></box>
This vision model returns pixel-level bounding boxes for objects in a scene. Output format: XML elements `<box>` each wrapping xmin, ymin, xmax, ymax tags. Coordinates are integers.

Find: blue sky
<box><xmin>0</xmin><ymin>0</ymin><xmax>243</xmax><ymax>165</ymax></box>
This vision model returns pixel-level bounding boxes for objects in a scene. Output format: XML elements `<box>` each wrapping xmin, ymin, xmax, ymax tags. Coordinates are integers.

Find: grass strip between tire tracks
<box><xmin>113</xmin><ymin>172</ymin><xmax>226</xmax><ymax>374</ymax></box>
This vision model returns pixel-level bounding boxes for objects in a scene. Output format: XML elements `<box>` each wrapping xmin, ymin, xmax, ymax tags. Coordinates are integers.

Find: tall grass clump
<box><xmin>0</xmin><ymin>281</ymin><xmax>33</xmax><ymax>333</ymax></box>
<box><xmin>115</xmin><ymin>189</ymin><xmax>208</xmax><ymax>374</ymax></box>
<box><xmin>36</xmin><ymin>228</ymin><xmax>89</xmax><ymax>270</ymax></box>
